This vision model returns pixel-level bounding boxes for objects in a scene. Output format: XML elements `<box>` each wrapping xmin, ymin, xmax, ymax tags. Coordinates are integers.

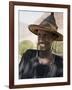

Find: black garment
<box><xmin>19</xmin><ymin>49</ymin><xmax>63</xmax><ymax>79</ymax></box>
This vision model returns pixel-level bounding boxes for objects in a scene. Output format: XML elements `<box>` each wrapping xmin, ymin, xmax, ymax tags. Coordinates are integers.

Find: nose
<box><xmin>39</xmin><ymin>38</ymin><xmax>43</xmax><ymax>43</ymax></box>
<box><xmin>40</xmin><ymin>37</ymin><xmax>48</xmax><ymax>44</ymax></box>
<box><xmin>39</xmin><ymin>34</ymin><xmax>46</xmax><ymax>42</ymax></box>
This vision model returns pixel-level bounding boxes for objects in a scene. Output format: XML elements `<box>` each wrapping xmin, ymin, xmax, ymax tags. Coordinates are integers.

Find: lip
<box><xmin>39</xmin><ymin>39</ymin><xmax>50</xmax><ymax>43</ymax></box>
<box><xmin>39</xmin><ymin>42</ymin><xmax>44</xmax><ymax>44</ymax></box>
<box><xmin>39</xmin><ymin>43</ymin><xmax>45</xmax><ymax>47</ymax></box>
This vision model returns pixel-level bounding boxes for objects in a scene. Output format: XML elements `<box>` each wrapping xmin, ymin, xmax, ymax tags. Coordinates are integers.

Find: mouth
<box><xmin>39</xmin><ymin>43</ymin><xmax>45</xmax><ymax>47</ymax></box>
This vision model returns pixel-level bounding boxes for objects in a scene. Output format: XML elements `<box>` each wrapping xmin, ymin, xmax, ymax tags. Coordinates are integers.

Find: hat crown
<box><xmin>40</xmin><ymin>12</ymin><xmax>58</xmax><ymax>30</ymax></box>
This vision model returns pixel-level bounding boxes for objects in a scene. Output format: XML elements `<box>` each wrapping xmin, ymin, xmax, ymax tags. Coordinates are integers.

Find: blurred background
<box><xmin>18</xmin><ymin>11</ymin><xmax>63</xmax><ymax>63</ymax></box>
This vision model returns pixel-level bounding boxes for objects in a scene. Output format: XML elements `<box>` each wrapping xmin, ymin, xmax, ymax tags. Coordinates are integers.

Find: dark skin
<box><xmin>38</xmin><ymin>30</ymin><xmax>53</xmax><ymax>50</ymax></box>
<box><xmin>37</xmin><ymin>30</ymin><xmax>57</xmax><ymax>64</ymax></box>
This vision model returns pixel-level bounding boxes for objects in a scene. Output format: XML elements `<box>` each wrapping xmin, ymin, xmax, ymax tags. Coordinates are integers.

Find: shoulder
<box><xmin>19</xmin><ymin>49</ymin><xmax>37</xmax><ymax>65</ymax></box>
<box><xmin>53</xmin><ymin>54</ymin><xmax>63</xmax><ymax>68</ymax></box>
<box><xmin>53</xmin><ymin>54</ymin><xmax>63</xmax><ymax>65</ymax></box>
<box><xmin>53</xmin><ymin>54</ymin><xmax>63</xmax><ymax>77</ymax></box>
<box><xmin>22</xmin><ymin>49</ymin><xmax>37</xmax><ymax>58</ymax></box>
<box><xmin>53</xmin><ymin>54</ymin><xmax>63</xmax><ymax>61</ymax></box>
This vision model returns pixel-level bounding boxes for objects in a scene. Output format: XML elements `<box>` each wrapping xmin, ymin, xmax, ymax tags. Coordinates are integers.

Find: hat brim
<box><xmin>28</xmin><ymin>24</ymin><xmax>63</xmax><ymax>41</ymax></box>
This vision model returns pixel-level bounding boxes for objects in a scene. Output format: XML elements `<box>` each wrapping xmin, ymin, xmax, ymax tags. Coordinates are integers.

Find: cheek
<box><xmin>45</xmin><ymin>35</ymin><xmax>53</xmax><ymax>41</ymax></box>
<box><xmin>39</xmin><ymin>35</ymin><xmax>53</xmax><ymax>42</ymax></box>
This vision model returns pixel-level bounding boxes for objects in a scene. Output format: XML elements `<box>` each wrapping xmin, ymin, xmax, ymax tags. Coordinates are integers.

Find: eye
<box><xmin>35</xmin><ymin>29</ymin><xmax>38</xmax><ymax>33</ymax></box>
<box><xmin>52</xmin><ymin>33</ymin><xmax>56</xmax><ymax>36</ymax></box>
<box><xmin>38</xmin><ymin>33</ymin><xmax>40</xmax><ymax>36</ymax></box>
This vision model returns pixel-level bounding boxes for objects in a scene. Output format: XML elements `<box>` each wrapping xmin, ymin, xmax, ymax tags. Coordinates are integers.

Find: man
<box><xmin>19</xmin><ymin>12</ymin><xmax>63</xmax><ymax>79</ymax></box>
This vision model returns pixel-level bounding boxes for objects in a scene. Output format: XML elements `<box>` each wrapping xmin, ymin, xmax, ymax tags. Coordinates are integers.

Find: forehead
<box><xmin>38</xmin><ymin>30</ymin><xmax>48</xmax><ymax>34</ymax></box>
<box><xmin>38</xmin><ymin>30</ymin><xmax>52</xmax><ymax>36</ymax></box>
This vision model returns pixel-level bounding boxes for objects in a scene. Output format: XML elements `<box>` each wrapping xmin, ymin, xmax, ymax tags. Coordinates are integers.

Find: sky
<box><xmin>19</xmin><ymin>10</ymin><xmax>44</xmax><ymax>24</ymax></box>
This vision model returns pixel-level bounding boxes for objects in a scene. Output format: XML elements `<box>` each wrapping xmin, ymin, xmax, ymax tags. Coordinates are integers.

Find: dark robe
<box><xmin>19</xmin><ymin>49</ymin><xmax>63</xmax><ymax>79</ymax></box>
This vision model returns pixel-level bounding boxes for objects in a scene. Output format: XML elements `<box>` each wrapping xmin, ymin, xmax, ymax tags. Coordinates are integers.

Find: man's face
<box><xmin>37</xmin><ymin>30</ymin><xmax>55</xmax><ymax>64</ymax></box>
<box><xmin>38</xmin><ymin>30</ymin><xmax>55</xmax><ymax>50</ymax></box>
<box><xmin>38</xmin><ymin>30</ymin><xmax>54</xmax><ymax>44</ymax></box>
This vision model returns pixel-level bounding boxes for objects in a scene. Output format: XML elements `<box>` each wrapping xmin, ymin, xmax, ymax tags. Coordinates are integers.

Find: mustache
<box><xmin>38</xmin><ymin>42</ymin><xmax>51</xmax><ymax>46</ymax></box>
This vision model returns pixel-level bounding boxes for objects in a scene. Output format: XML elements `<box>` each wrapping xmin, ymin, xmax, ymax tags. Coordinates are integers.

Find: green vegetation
<box><xmin>19</xmin><ymin>40</ymin><xmax>63</xmax><ymax>56</ymax></box>
<box><xmin>19</xmin><ymin>40</ymin><xmax>34</xmax><ymax>56</ymax></box>
<box><xmin>52</xmin><ymin>41</ymin><xmax>63</xmax><ymax>55</ymax></box>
